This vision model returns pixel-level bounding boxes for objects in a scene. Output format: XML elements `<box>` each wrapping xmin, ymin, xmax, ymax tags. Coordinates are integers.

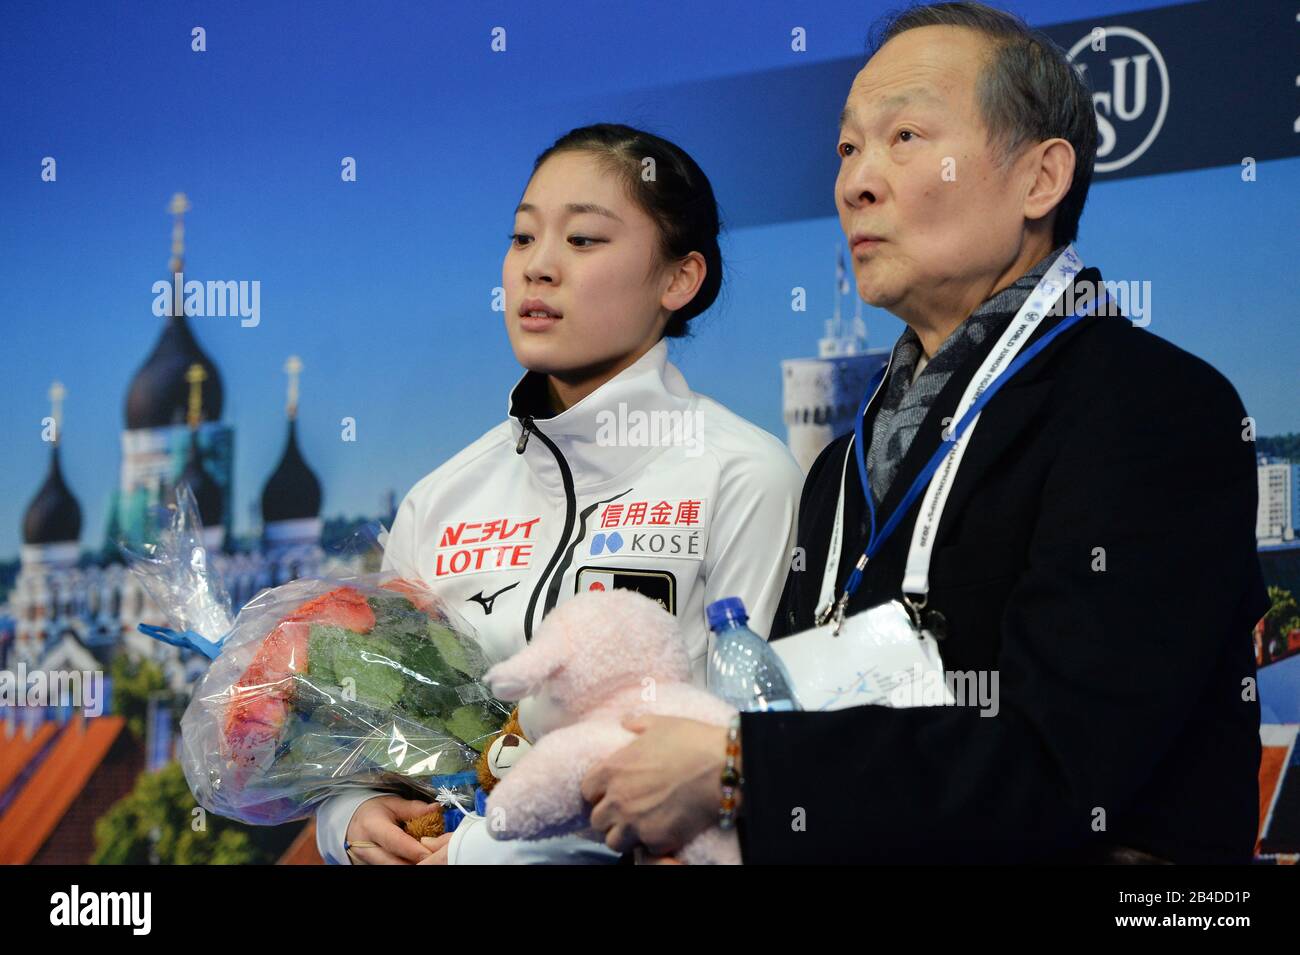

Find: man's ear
<box><xmin>1023</xmin><ymin>138</ymin><xmax>1076</xmax><ymax>227</ymax></box>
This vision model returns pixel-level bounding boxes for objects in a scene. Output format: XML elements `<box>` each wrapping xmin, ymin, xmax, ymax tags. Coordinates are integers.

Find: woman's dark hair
<box><xmin>531</xmin><ymin>123</ymin><xmax>723</xmax><ymax>339</ymax></box>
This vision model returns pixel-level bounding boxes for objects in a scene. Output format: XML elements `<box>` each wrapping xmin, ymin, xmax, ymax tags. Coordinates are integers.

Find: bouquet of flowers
<box><xmin>125</xmin><ymin>488</ymin><xmax>510</xmax><ymax>825</ymax></box>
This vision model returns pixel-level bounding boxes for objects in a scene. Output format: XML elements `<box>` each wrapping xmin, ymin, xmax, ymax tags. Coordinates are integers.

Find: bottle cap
<box><xmin>706</xmin><ymin>596</ymin><xmax>749</xmax><ymax>631</ymax></box>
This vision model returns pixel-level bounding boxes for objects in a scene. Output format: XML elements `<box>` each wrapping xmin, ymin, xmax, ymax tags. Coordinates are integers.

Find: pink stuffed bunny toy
<box><xmin>482</xmin><ymin>588</ymin><xmax>741</xmax><ymax>864</ymax></box>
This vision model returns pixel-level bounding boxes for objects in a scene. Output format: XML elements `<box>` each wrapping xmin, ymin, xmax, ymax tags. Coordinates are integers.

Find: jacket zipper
<box><xmin>516</xmin><ymin>416</ymin><xmax>576</xmax><ymax>641</ymax></box>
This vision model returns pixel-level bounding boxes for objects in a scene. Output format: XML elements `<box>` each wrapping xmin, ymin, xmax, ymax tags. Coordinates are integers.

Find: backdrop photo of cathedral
<box><xmin>0</xmin><ymin>197</ymin><xmax>386</xmax><ymax>863</ymax></box>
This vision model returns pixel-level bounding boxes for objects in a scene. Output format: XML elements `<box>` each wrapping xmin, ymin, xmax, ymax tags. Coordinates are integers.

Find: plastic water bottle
<box><xmin>706</xmin><ymin>597</ymin><xmax>802</xmax><ymax>712</ymax></box>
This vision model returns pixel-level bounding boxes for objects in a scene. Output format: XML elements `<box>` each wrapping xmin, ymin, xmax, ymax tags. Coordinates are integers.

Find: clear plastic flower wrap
<box><xmin>124</xmin><ymin>487</ymin><xmax>511</xmax><ymax>825</ymax></box>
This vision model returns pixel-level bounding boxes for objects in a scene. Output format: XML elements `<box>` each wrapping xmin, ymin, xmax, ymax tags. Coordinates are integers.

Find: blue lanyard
<box><xmin>841</xmin><ymin>309</ymin><xmax>1089</xmax><ymax>602</ymax></box>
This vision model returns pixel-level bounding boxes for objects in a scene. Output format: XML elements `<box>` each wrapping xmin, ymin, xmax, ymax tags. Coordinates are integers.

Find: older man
<box><xmin>581</xmin><ymin>1</ymin><xmax>1267</xmax><ymax>863</ymax></box>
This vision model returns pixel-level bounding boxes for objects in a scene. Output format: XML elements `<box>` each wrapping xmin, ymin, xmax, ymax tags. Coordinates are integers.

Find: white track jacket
<box><xmin>316</xmin><ymin>339</ymin><xmax>802</xmax><ymax>864</ymax></box>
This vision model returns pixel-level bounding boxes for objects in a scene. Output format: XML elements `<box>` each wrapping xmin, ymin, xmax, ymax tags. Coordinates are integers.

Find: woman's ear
<box><xmin>660</xmin><ymin>250</ymin><xmax>707</xmax><ymax>314</ymax></box>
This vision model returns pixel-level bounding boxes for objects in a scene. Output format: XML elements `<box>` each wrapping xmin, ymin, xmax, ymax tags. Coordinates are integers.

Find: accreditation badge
<box><xmin>772</xmin><ymin>600</ymin><xmax>953</xmax><ymax>711</ymax></box>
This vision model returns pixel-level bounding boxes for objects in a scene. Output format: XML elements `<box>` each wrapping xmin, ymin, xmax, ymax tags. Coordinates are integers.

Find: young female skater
<box><xmin>317</xmin><ymin>124</ymin><xmax>803</xmax><ymax>865</ymax></box>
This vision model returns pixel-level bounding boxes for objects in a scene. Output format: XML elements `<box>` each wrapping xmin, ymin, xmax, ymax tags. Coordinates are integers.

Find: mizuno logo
<box><xmin>466</xmin><ymin>582</ymin><xmax>519</xmax><ymax>615</ymax></box>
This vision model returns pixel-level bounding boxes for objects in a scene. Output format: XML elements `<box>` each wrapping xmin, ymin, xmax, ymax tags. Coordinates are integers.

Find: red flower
<box><xmin>223</xmin><ymin>586</ymin><xmax>377</xmax><ymax>767</ymax></box>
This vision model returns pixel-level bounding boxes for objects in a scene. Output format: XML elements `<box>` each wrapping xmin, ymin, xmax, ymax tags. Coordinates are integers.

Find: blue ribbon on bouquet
<box><xmin>136</xmin><ymin>623</ymin><xmax>226</xmax><ymax>661</ymax></box>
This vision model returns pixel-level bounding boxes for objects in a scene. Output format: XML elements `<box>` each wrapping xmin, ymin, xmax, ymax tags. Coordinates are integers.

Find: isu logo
<box><xmin>434</xmin><ymin>516</ymin><xmax>540</xmax><ymax>578</ymax></box>
<box><xmin>1067</xmin><ymin>26</ymin><xmax>1169</xmax><ymax>173</ymax></box>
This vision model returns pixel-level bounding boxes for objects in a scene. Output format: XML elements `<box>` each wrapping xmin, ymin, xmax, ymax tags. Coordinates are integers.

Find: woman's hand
<box><xmin>634</xmin><ymin>848</ymin><xmax>684</xmax><ymax>865</ymax></box>
<box><xmin>345</xmin><ymin>796</ymin><xmax>438</xmax><ymax>865</ymax></box>
<box><xmin>416</xmin><ymin>834</ymin><xmax>453</xmax><ymax>865</ymax></box>
<box><xmin>581</xmin><ymin>715</ymin><xmax>729</xmax><ymax>856</ymax></box>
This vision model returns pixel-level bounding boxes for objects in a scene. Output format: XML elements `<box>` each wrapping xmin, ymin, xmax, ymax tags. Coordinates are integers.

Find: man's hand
<box><xmin>345</xmin><ymin>796</ymin><xmax>437</xmax><ymax>865</ymax></box>
<box><xmin>581</xmin><ymin>715</ymin><xmax>728</xmax><ymax>856</ymax></box>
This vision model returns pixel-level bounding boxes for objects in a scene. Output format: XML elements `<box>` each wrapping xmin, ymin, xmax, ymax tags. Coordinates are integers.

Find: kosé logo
<box><xmin>588</xmin><ymin>499</ymin><xmax>708</xmax><ymax>560</ymax></box>
<box><xmin>1067</xmin><ymin>26</ymin><xmax>1170</xmax><ymax>173</ymax></box>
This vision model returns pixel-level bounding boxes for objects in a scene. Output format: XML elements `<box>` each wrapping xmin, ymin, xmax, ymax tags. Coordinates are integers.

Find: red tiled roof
<box><xmin>0</xmin><ymin>715</ymin><xmax>126</xmax><ymax>864</ymax></box>
<box><xmin>1258</xmin><ymin>724</ymin><xmax>1299</xmax><ymax>859</ymax></box>
<box><xmin>0</xmin><ymin>721</ymin><xmax>59</xmax><ymax>795</ymax></box>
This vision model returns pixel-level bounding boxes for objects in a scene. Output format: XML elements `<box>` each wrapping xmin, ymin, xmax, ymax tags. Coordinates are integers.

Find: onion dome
<box><xmin>23</xmin><ymin>381</ymin><xmax>82</xmax><ymax>546</ymax></box>
<box><xmin>124</xmin><ymin>192</ymin><xmax>224</xmax><ymax>430</ymax></box>
<box><xmin>125</xmin><ymin>315</ymin><xmax>224</xmax><ymax>429</ymax></box>
<box><xmin>23</xmin><ymin>444</ymin><xmax>82</xmax><ymax>546</ymax></box>
<box><xmin>178</xmin><ymin>429</ymin><xmax>224</xmax><ymax>530</ymax></box>
<box><xmin>262</xmin><ymin>418</ymin><xmax>322</xmax><ymax>523</ymax></box>
<box><xmin>262</xmin><ymin>356</ymin><xmax>322</xmax><ymax>524</ymax></box>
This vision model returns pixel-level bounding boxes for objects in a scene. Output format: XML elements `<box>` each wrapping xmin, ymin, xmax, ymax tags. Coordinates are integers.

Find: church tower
<box><xmin>176</xmin><ymin>363</ymin><xmax>226</xmax><ymax>551</ymax></box>
<box><xmin>21</xmin><ymin>382</ymin><xmax>82</xmax><ymax>570</ymax></box>
<box><xmin>110</xmin><ymin>194</ymin><xmax>234</xmax><ymax>548</ymax></box>
<box><xmin>13</xmin><ymin>382</ymin><xmax>85</xmax><ymax>663</ymax></box>
<box><xmin>781</xmin><ymin>246</ymin><xmax>890</xmax><ymax>472</ymax></box>
<box><xmin>261</xmin><ymin>355</ymin><xmax>324</xmax><ymax>558</ymax></box>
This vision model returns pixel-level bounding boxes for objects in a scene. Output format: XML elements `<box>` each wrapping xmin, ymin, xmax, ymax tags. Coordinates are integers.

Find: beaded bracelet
<box><xmin>720</xmin><ymin>714</ymin><xmax>742</xmax><ymax>829</ymax></box>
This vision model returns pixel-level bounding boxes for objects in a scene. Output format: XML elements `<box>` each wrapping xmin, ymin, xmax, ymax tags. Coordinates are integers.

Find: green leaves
<box><xmin>92</xmin><ymin>762</ymin><xmax>295</xmax><ymax>865</ymax></box>
<box><xmin>300</xmin><ymin>598</ymin><xmax>508</xmax><ymax>753</ymax></box>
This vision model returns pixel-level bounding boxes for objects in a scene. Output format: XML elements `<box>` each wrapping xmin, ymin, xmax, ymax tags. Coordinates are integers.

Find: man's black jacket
<box><xmin>741</xmin><ymin>267</ymin><xmax>1269</xmax><ymax>864</ymax></box>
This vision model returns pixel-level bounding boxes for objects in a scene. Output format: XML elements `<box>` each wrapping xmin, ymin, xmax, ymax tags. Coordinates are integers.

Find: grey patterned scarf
<box><xmin>865</xmin><ymin>246</ymin><xmax>1066</xmax><ymax>507</ymax></box>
